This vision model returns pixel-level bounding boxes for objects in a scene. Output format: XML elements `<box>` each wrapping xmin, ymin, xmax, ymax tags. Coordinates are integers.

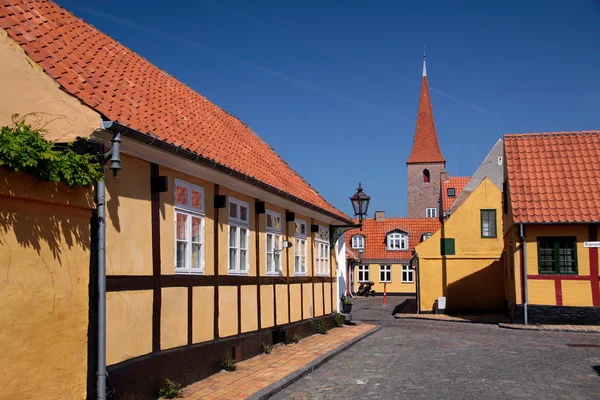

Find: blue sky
<box><xmin>56</xmin><ymin>0</ymin><xmax>600</xmax><ymax>217</ymax></box>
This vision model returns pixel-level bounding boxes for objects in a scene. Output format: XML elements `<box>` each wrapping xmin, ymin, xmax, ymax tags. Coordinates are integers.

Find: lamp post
<box><xmin>329</xmin><ymin>183</ymin><xmax>371</xmax><ymax>247</ymax></box>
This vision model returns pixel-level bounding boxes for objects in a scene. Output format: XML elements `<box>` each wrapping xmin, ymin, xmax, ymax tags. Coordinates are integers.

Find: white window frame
<box><xmin>387</xmin><ymin>232</ymin><xmax>408</xmax><ymax>250</ymax></box>
<box><xmin>174</xmin><ymin>180</ymin><xmax>205</xmax><ymax>274</ymax></box>
<box><xmin>315</xmin><ymin>225</ymin><xmax>330</xmax><ymax>276</ymax></box>
<box><xmin>294</xmin><ymin>219</ymin><xmax>307</xmax><ymax>276</ymax></box>
<box><xmin>379</xmin><ymin>265</ymin><xmax>391</xmax><ymax>282</ymax></box>
<box><xmin>357</xmin><ymin>265</ymin><xmax>370</xmax><ymax>283</ymax></box>
<box><xmin>228</xmin><ymin>197</ymin><xmax>250</xmax><ymax>275</ymax></box>
<box><xmin>265</xmin><ymin>210</ymin><xmax>283</xmax><ymax>276</ymax></box>
<box><xmin>426</xmin><ymin>208</ymin><xmax>437</xmax><ymax>218</ymax></box>
<box><xmin>351</xmin><ymin>235</ymin><xmax>364</xmax><ymax>249</ymax></box>
<box><xmin>402</xmin><ymin>265</ymin><xmax>414</xmax><ymax>283</ymax></box>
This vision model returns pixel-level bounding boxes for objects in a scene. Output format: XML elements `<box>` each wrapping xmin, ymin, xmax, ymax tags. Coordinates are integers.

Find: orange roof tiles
<box><xmin>406</xmin><ymin>70</ymin><xmax>445</xmax><ymax>164</ymax></box>
<box><xmin>0</xmin><ymin>0</ymin><xmax>348</xmax><ymax>221</ymax></box>
<box><xmin>441</xmin><ymin>176</ymin><xmax>471</xmax><ymax>211</ymax></box>
<box><xmin>505</xmin><ymin>131</ymin><xmax>600</xmax><ymax>224</ymax></box>
<box><xmin>345</xmin><ymin>217</ymin><xmax>441</xmax><ymax>261</ymax></box>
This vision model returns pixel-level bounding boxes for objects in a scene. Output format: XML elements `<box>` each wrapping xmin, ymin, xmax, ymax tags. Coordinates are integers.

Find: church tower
<box><xmin>406</xmin><ymin>52</ymin><xmax>446</xmax><ymax>218</ymax></box>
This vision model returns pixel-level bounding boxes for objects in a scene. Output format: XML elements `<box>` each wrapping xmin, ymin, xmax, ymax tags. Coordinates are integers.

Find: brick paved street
<box><xmin>273</xmin><ymin>297</ymin><xmax>600</xmax><ymax>400</ymax></box>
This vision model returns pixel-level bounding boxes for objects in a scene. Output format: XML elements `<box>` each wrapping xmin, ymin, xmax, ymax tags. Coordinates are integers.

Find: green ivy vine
<box><xmin>0</xmin><ymin>116</ymin><xmax>104</xmax><ymax>187</ymax></box>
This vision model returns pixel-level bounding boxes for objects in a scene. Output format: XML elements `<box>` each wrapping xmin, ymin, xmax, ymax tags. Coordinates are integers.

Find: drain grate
<box><xmin>567</xmin><ymin>343</ymin><xmax>600</xmax><ymax>348</ymax></box>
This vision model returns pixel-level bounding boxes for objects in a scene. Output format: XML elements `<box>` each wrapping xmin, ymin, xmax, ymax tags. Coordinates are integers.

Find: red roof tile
<box><xmin>406</xmin><ymin>62</ymin><xmax>445</xmax><ymax>164</ymax></box>
<box><xmin>345</xmin><ymin>217</ymin><xmax>441</xmax><ymax>261</ymax></box>
<box><xmin>0</xmin><ymin>0</ymin><xmax>348</xmax><ymax>221</ymax></box>
<box><xmin>505</xmin><ymin>131</ymin><xmax>600</xmax><ymax>223</ymax></box>
<box><xmin>441</xmin><ymin>176</ymin><xmax>471</xmax><ymax>211</ymax></box>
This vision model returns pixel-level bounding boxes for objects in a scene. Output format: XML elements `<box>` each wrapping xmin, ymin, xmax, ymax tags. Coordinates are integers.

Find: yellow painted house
<box><xmin>416</xmin><ymin>177</ymin><xmax>505</xmax><ymax>313</ymax></box>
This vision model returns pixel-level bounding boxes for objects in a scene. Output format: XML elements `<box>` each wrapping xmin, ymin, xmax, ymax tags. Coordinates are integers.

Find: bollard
<box><xmin>383</xmin><ymin>282</ymin><xmax>387</xmax><ymax>306</ymax></box>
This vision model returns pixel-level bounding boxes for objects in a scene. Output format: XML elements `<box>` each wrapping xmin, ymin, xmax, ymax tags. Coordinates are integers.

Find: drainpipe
<box><xmin>96</xmin><ymin>122</ymin><xmax>122</xmax><ymax>400</ymax></box>
<box><xmin>519</xmin><ymin>223</ymin><xmax>528</xmax><ymax>325</ymax></box>
<box><xmin>410</xmin><ymin>250</ymin><xmax>420</xmax><ymax>314</ymax></box>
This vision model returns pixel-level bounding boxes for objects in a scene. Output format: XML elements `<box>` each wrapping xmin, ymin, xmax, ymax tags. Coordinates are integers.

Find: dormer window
<box><xmin>351</xmin><ymin>235</ymin><xmax>365</xmax><ymax>249</ymax></box>
<box><xmin>447</xmin><ymin>188</ymin><xmax>455</xmax><ymax>197</ymax></box>
<box><xmin>421</xmin><ymin>232</ymin><xmax>433</xmax><ymax>242</ymax></box>
<box><xmin>387</xmin><ymin>231</ymin><xmax>408</xmax><ymax>250</ymax></box>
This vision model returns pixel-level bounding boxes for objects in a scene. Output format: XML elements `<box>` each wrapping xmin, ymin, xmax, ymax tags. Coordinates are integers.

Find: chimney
<box><xmin>374</xmin><ymin>211</ymin><xmax>385</xmax><ymax>222</ymax></box>
<box><xmin>440</xmin><ymin>171</ymin><xmax>450</xmax><ymax>183</ymax></box>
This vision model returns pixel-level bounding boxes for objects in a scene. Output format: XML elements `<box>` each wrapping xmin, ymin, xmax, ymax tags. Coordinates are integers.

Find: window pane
<box><xmin>240</xmin><ymin>206</ymin><xmax>248</xmax><ymax>222</ymax></box>
<box><xmin>267</xmin><ymin>215</ymin><xmax>273</xmax><ymax>228</ymax></box>
<box><xmin>229</xmin><ymin>226</ymin><xmax>237</xmax><ymax>247</ymax></box>
<box><xmin>229</xmin><ymin>249</ymin><xmax>237</xmax><ymax>270</ymax></box>
<box><xmin>380</xmin><ymin>270</ymin><xmax>385</xmax><ymax>281</ymax></box>
<box><xmin>267</xmin><ymin>233</ymin><xmax>273</xmax><ymax>252</ymax></box>
<box><xmin>274</xmin><ymin>253</ymin><xmax>281</xmax><ymax>272</ymax></box>
<box><xmin>191</xmin><ymin>190</ymin><xmax>202</xmax><ymax>209</ymax></box>
<box><xmin>240</xmin><ymin>250</ymin><xmax>247</xmax><ymax>270</ymax></box>
<box><xmin>176</xmin><ymin>242</ymin><xmax>187</xmax><ymax>269</ymax></box>
<box><xmin>192</xmin><ymin>217</ymin><xmax>201</xmax><ymax>242</ymax></box>
<box><xmin>176</xmin><ymin>184</ymin><xmax>188</xmax><ymax>206</ymax></box>
<box><xmin>192</xmin><ymin>243</ymin><xmax>201</xmax><ymax>270</ymax></box>
<box><xmin>240</xmin><ymin>228</ymin><xmax>247</xmax><ymax>249</ymax></box>
<box><xmin>274</xmin><ymin>216</ymin><xmax>281</xmax><ymax>230</ymax></box>
<box><xmin>176</xmin><ymin>213</ymin><xmax>188</xmax><ymax>240</ymax></box>
<box><xmin>300</xmin><ymin>223</ymin><xmax>306</xmax><ymax>235</ymax></box>
<box><xmin>230</xmin><ymin>203</ymin><xmax>237</xmax><ymax>219</ymax></box>
<box><xmin>266</xmin><ymin>253</ymin><xmax>273</xmax><ymax>272</ymax></box>
<box><xmin>539</xmin><ymin>239</ymin><xmax>555</xmax><ymax>273</ymax></box>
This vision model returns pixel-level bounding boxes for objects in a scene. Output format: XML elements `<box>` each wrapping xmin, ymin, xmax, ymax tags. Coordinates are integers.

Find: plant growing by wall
<box><xmin>0</xmin><ymin>114</ymin><xmax>103</xmax><ymax>187</ymax></box>
<box><xmin>316</xmin><ymin>320</ymin><xmax>328</xmax><ymax>335</ymax></box>
<box><xmin>333</xmin><ymin>312</ymin><xmax>345</xmax><ymax>328</ymax></box>
<box><xmin>292</xmin><ymin>334</ymin><xmax>301</xmax><ymax>344</ymax></box>
<box><xmin>221</xmin><ymin>358</ymin><xmax>237</xmax><ymax>372</ymax></box>
<box><xmin>158</xmin><ymin>378</ymin><xmax>183</xmax><ymax>399</ymax></box>
<box><xmin>262</xmin><ymin>343</ymin><xmax>273</xmax><ymax>354</ymax></box>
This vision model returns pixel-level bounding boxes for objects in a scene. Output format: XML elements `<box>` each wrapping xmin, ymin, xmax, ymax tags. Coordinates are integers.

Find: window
<box><xmin>387</xmin><ymin>232</ymin><xmax>408</xmax><ymax>250</ymax></box>
<box><xmin>538</xmin><ymin>237</ymin><xmax>577</xmax><ymax>274</ymax></box>
<box><xmin>266</xmin><ymin>211</ymin><xmax>282</xmax><ymax>275</ymax></box>
<box><xmin>423</xmin><ymin>169</ymin><xmax>430</xmax><ymax>183</ymax></box>
<box><xmin>402</xmin><ymin>265</ymin><xmax>414</xmax><ymax>283</ymax></box>
<box><xmin>294</xmin><ymin>219</ymin><xmax>307</xmax><ymax>275</ymax></box>
<box><xmin>421</xmin><ymin>232</ymin><xmax>433</xmax><ymax>242</ymax></box>
<box><xmin>426</xmin><ymin>208</ymin><xmax>437</xmax><ymax>218</ymax></box>
<box><xmin>440</xmin><ymin>238</ymin><xmax>456</xmax><ymax>256</ymax></box>
<box><xmin>447</xmin><ymin>188</ymin><xmax>455</xmax><ymax>197</ymax></box>
<box><xmin>379</xmin><ymin>265</ymin><xmax>391</xmax><ymax>282</ymax></box>
<box><xmin>315</xmin><ymin>225</ymin><xmax>330</xmax><ymax>276</ymax></box>
<box><xmin>228</xmin><ymin>198</ymin><xmax>249</xmax><ymax>274</ymax></box>
<box><xmin>175</xmin><ymin>180</ymin><xmax>205</xmax><ymax>274</ymax></box>
<box><xmin>498</xmin><ymin>156</ymin><xmax>503</xmax><ymax>166</ymax></box>
<box><xmin>351</xmin><ymin>235</ymin><xmax>364</xmax><ymax>249</ymax></box>
<box><xmin>480</xmin><ymin>209</ymin><xmax>497</xmax><ymax>238</ymax></box>
<box><xmin>358</xmin><ymin>265</ymin><xmax>370</xmax><ymax>282</ymax></box>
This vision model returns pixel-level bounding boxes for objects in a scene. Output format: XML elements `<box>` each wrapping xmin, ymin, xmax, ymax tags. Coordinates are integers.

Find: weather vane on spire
<box><xmin>422</xmin><ymin>43</ymin><xmax>427</xmax><ymax>76</ymax></box>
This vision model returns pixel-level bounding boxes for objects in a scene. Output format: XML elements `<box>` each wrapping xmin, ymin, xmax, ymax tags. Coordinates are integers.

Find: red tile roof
<box><xmin>0</xmin><ymin>0</ymin><xmax>349</xmax><ymax>221</ymax></box>
<box><xmin>441</xmin><ymin>176</ymin><xmax>471</xmax><ymax>211</ymax></box>
<box><xmin>406</xmin><ymin>63</ymin><xmax>445</xmax><ymax>164</ymax></box>
<box><xmin>505</xmin><ymin>131</ymin><xmax>600</xmax><ymax>223</ymax></box>
<box><xmin>345</xmin><ymin>217</ymin><xmax>441</xmax><ymax>261</ymax></box>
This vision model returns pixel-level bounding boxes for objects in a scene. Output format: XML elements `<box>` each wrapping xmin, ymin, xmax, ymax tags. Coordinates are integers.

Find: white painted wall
<box><xmin>336</xmin><ymin>234</ymin><xmax>347</xmax><ymax>312</ymax></box>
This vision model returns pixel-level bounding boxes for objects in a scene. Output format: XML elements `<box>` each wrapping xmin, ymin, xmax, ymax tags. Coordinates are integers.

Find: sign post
<box><xmin>383</xmin><ymin>282</ymin><xmax>387</xmax><ymax>306</ymax></box>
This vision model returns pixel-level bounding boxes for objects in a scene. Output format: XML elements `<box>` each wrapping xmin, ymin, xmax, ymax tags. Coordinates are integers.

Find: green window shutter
<box><xmin>440</xmin><ymin>238</ymin><xmax>455</xmax><ymax>256</ymax></box>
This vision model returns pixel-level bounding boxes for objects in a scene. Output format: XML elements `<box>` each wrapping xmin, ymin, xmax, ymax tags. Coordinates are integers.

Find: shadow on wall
<box><xmin>444</xmin><ymin>260</ymin><xmax>505</xmax><ymax>312</ymax></box>
<box><xmin>391</xmin><ymin>298</ymin><xmax>417</xmax><ymax>315</ymax></box>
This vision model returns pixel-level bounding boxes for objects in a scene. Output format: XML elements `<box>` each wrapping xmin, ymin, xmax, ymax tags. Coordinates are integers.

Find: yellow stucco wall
<box><xmin>0</xmin><ymin>29</ymin><xmax>100</xmax><ymax>142</ymax></box>
<box><xmin>219</xmin><ymin>286</ymin><xmax>238</xmax><ymax>337</ymax></box>
<box><xmin>160</xmin><ymin>167</ymin><xmax>215</xmax><ymax>275</ymax></box>
<box><xmin>528</xmin><ymin>280</ymin><xmax>556</xmax><ymax>306</ymax></box>
<box><xmin>106</xmin><ymin>153</ymin><xmax>153</xmax><ymax>276</ymax></box>
<box><xmin>107</xmin><ymin>290</ymin><xmax>153</xmax><ymax>365</ymax></box>
<box><xmin>324</xmin><ymin>283</ymin><xmax>332</xmax><ymax>314</ymax></box>
<box><xmin>241</xmin><ymin>286</ymin><xmax>258</xmax><ymax>332</ymax></box>
<box><xmin>161</xmin><ymin>287</ymin><xmax>188</xmax><ymax>349</ymax></box>
<box><xmin>290</xmin><ymin>284</ymin><xmax>302</xmax><ymax>322</ymax></box>
<box><xmin>0</xmin><ymin>170</ymin><xmax>94</xmax><ymax>399</ymax></box>
<box><xmin>303</xmin><ymin>283</ymin><xmax>313</xmax><ymax>318</ymax></box>
<box><xmin>260</xmin><ymin>285</ymin><xmax>275</xmax><ymax>328</ymax></box>
<box><xmin>562</xmin><ymin>281</ymin><xmax>593</xmax><ymax>306</ymax></box>
<box><xmin>524</xmin><ymin>225</ymin><xmax>589</xmax><ymax>276</ymax></box>
<box><xmin>275</xmin><ymin>284</ymin><xmax>289</xmax><ymax>325</ymax></box>
<box><xmin>354</xmin><ymin>264</ymin><xmax>416</xmax><ymax>294</ymax></box>
<box><xmin>314</xmin><ymin>283</ymin><xmax>324</xmax><ymax>316</ymax></box>
<box><xmin>416</xmin><ymin>178</ymin><xmax>505</xmax><ymax>312</ymax></box>
<box><xmin>193</xmin><ymin>286</ymin><xmax>214</xmax><ymax>343</ymax></box>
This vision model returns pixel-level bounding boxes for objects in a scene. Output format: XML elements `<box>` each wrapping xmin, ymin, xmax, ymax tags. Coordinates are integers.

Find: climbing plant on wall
<box><xmin>0</xmin><ymin>114</ymin><xmax>104</xmax><ymax>187</ymax></box>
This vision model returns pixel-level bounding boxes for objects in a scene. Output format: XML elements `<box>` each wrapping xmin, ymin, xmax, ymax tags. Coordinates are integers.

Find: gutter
<box><xmin>101</xmin><ymin>121</ymin><xmax>352</xmax><ymax>225</ymax></box>
<box><xmin>519</xmin><ymin>223</ymin><xmax>528</xmax><ymax>325</ymax></box>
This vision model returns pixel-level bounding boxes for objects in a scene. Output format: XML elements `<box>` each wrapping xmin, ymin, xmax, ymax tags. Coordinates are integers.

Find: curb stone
<box><xmin>393</xmin><ymin>315</ymin><xmax>506</xmax><ymax>325</ymax></box>
<box><xmin>248</xmin><ymin>325</ymin><xmax>381</xmax><ymax>400</ymax></box>
<box><xmin>498</xmin><ymin>323</ymin><xmax>600</xmax><ymax>334</ymax></box>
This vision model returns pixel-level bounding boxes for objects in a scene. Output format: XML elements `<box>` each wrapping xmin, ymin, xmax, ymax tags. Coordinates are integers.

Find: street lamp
<box><xmin>329</xmin><ymin>183</ymin><xmax>371</xmax><ymax>246</ymax></box>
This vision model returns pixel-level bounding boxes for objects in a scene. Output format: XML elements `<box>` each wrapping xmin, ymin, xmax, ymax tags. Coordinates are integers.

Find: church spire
<box><xmin>406</xmin><ymin>50</ymin><xmax>445</xmax><ymax>164</ymax></box>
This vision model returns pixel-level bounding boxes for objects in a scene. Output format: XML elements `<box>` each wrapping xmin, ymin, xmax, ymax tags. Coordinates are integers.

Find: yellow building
<box><xmin>503</xmin><ymin>131</ymin><xmax>600</xmax><ymax>324</ymax></box>
<box><xmin>0</xmin><ymin>2</ymin><xmax>350</xmax><ymax>399</ymax></box>
<box><xmin>416</xmin><ymin>178</ymin><xmax>505</xmax><ymax>313</ymax></box>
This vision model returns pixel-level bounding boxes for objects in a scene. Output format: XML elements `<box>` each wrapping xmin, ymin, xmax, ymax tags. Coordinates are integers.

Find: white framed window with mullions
<box><xmin>294</xmin><ymin>219</ymin><xmax>307</xmax><ymax>276</ymax></box>
<box><xmin>315</xmin><ymin>225</ymin><xmax>330</xmax><ymax>276</ymax></box>
<box><xmin>228</xmin><ymin>197</ymin><xmax>250</xmax><ymax>275</ymax></box>
<box><xmin>357</xmin><ymin>265</ymin><xmax>369</xmax><ymax>282</ymax></box>
<box><xmin>379</xmin><ymin>265</ymin><xmax>391</xmax><ymax>282</ymax></box>
<box><xmin>402</xmin><ymin>265</ymin><xmax>414</xmax><ymax>283</ymax></box>
<box><xmin>265</xmin><ymin>211</ymin><xmax>283</xmax><ymax>275</ymax></box>
<box><xmin>174</xmin><ymin>179</ymin><xmax>205</xmax><ymax>274</ymax></box>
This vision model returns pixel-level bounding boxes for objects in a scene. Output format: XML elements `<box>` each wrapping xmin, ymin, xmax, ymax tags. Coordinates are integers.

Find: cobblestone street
<box><xmin>273</xmin><ymin>297</ymin><xmax>600</xmax><ymax>400</ymax></box>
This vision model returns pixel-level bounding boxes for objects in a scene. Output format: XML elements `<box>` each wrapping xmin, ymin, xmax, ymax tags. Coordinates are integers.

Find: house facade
<box><xmin>503</xmin><ymin>131</ymin><xmax>600</xmax><ymax>324</ymax></box>
<box><xmin>0</xmin><ymin>2</ymin><xmax>350</xmax><ymax>399</ymax></box>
